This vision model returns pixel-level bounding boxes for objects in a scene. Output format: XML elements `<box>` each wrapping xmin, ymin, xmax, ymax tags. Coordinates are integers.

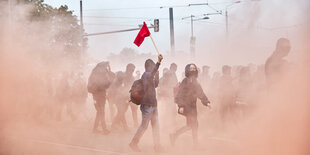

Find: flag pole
<box><xmin>149</xmin><ymin>35</ymin><xmax>160</xmax><ymax>55</ymax></box>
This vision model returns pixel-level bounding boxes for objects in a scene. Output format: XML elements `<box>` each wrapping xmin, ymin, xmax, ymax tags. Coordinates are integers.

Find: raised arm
<box><xmin>150</xmin><ymin>54</ymin><xmax>163</xmax><ymax>78</ymax></box>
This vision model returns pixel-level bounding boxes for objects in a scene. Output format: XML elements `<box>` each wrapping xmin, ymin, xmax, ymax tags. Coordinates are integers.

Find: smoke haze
<box><xmin>0</xmin><ymin>0</ymin><xmax>309</xmax><ymax>155</ymax></box>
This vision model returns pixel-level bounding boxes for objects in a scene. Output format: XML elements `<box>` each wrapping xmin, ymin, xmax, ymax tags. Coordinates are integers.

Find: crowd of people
<box><xmin>85</xmin><ymin>38</ymin><xmax>291</xmax><ymax>152</ymax></box>
<box><xmin>32</xmin><ymin>37</ymin><xmax>290</xmax><ymax>153</ymax></box>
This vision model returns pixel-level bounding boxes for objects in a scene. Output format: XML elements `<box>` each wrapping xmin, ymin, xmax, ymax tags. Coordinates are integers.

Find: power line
<box><xmin>83</xmin><ymin>16</ymin><xmax>170</xmax><ymax>20</ymax></box>
<box><xmin>72</xmin><ymin>2</ymin><xmax>237</xmax><ymax>12</ymax></box>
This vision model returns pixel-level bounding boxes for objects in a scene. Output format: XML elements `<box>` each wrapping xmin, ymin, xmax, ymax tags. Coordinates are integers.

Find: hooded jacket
<box><xmin>175</xmin><ymin>64</ymin><xmax>210</xmax><ymax>116</ymax></box>
<box><xmin>141</xmin><ymin>61</ymin><xmax>160</xmax><ymax>106</ymax></box>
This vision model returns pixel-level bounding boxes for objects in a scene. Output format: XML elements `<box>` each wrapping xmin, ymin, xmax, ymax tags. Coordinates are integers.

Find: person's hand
<box><xmin>158</xmin><ymin>54</ymin><xmax>163</xmax><ymax>63</ymax></box>
<box><xmin>206</xmin><ymin>101</ymin><xmax>211</xmax><ymax>109</ymax></box>
<box><xmin>178</xmin><ymin>107</ymin><xmax>184</xmax><ymax>114</ymax></box>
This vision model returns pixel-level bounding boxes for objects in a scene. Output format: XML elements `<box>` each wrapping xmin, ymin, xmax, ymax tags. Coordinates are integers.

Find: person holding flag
<box><xmin>129</xmin><ymin>22</ymin><xmax>164</xmax><ymax>152</ymax></box>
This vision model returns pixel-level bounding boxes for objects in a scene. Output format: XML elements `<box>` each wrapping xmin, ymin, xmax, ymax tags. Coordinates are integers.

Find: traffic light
<box><xmin>154</xmin><ymin>19</ymin><xmax>159</xmax><ymax>32</ymax></box>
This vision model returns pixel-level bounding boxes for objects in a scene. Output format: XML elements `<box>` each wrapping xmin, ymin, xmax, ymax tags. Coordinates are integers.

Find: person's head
<box><xmin>163</xmin><ymin>68</ymin><xmax>169</xmax><ymax>75</ymax></box>
<box><xmin>185</xmin><ymin>63</ymin><xmax>198</xmax><ymax>78</ymax></box>
<box><xmin>240</xmin><ymin>66</ymin><xmax>250</xmax><ymax>77</ymax></box>
<box><xmin>170</xmin><ymin>63</ymin><xmax>177</xmax><ymax>73</ymax></box>
<box><xmin>96</xmin><ymin>61</ymin><xmax>111</xmax><ymax>72</ymax></box>
<box><xmin>135</xmin><ymin>70</ymin><xmax>140</xmax><ymax>76</ymax></box>
<box><xmin>202</xmin><ymin>65</ymin><xmax>210</xmax><ymax>74</ymax></box>
<box><xmin>222</xmin><ymin>65</ymin><xmax>231</xmax><ymax>76</ymax></box>
<box><xmin>126</xmin><ymin>63</ymin><xmax>135</xmax><ymax>74</ymax></box>
<box><xmin>274</xmin><ymin>38</ymin><xmax>291</xmax><ymax>58</ymax></box>
<box><xmin>145</xmin><ymin>59</ymin><xmax>155</xmax><ymax>72</ymax></box>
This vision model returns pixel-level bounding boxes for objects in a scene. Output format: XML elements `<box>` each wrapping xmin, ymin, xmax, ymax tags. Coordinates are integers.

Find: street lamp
<box><xmin>225</xmin><ymin>0</ymin><xmax>260</xmax><ymax>38</ymax></box>
<box><xmin>225</xmin><ymin>1</ymin><xmax>241</xmax><ymax>38</ymax></box>
<box><xmin>182</xmin><ymin>15</ymin><xmax>210</xmax><ymax>58</ymax></box>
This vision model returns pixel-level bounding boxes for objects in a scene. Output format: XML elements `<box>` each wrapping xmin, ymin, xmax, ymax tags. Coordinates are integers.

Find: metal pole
<box><xmin>225</xmin><ymin>9</ymin><xmax>228</xmax><ymax>39</ymax></box>
<box><xmin>169</xmin><ymin>8</ymin><xmax>175</xmax><ymax>57</ymax></box>
<box><xmin>191</xmin><ymin>15</ymin><xmax>193</xmax><ymax>37</ymax></box>
<box><xmin>80</xmin><ymin>0</ymin><xmax>84</xmax><ymax>30</ymax></box>
<box><xmin>80</xmin><ymin>0</ymin><xmax>84</xmax><ymax>55</ymax></box>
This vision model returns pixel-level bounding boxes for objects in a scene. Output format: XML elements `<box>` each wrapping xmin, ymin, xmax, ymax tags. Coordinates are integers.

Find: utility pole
<box><xmin>225</xmin><ymin>0</ymin><xmax>260</xmax><ymax>40</ymax></box>
<box><xmin>80</xmin><ymin>0</ymin><xmax>84</xmax><ymax>31</ymax></box>
<box><xmin>190</xmin><ymin>15</ymin><xmax>194</xmax><ymax>37</ymax></box>
<box><xmin>190</xmin><ymin>15</ymin><xmax>195</xmax><ymax>58</ymax></box>
<box><xmin>225</xmin><ymin>1</ymin><xmax>241</xmax><ymax>39</ymax></box>
<box><xmin>169</xmin><ymin>8</ymin><xmax>175</xmax><ymax>57</ymax></box>
<box><xmin>80</xmin><ymin>0</ymin><xmax>84</xmax><ymax>55</ymax></box>
<box><xmin>182</xmin><ymin>15</ymin><xmax>209</xmax><ymax>58</ymax></box>
<box><xmin>225</xmin><ymin>9</ymin><xmax>228</xmax><ymax>38</ymax></box>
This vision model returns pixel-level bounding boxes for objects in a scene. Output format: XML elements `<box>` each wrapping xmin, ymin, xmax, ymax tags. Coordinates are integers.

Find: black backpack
<box><xmin>87</xmin><ymin>62</ymin><xmax>113</xmax><ymax>94</ymax></box>
<box><xmin>129</xmin><ymin>79</ymin><xmax>144</xmax><ymax>105</ymax></box>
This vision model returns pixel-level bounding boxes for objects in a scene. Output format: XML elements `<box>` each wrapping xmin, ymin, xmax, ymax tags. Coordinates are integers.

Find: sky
<box><xmin>43</xmin><ymin>0</ymin><xmax>308</xmax><ymax>69</ymax></box>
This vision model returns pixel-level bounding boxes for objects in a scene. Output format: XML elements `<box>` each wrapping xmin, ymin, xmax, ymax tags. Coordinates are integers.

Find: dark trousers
<box><xmin>130</xmin><ymin>103</ymin><xmax>138</xmax><ymax>127</ymax></box>
<box><xmin>174</xmin><ymin>113</ymin><xmax>198</xmax><ymax>144</ymax></box>
<box><xmin>112</xmin><ymin>102</ymin><xmax>129</xmax><ymax>130</ymax></box>
<box><xmin>93</xmin><ymin>99</ymin><xmax>107</xmax><ymax>130</ymax></box>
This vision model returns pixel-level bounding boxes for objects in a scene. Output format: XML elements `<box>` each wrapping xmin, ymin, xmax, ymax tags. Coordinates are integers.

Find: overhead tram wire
<box><xmin>72</xmin><ymin>1</ymin><xmax>238</xmax><ymax>12</ymax></box>
<box><xmin>83</xmin><ymin>16</ymin><xmax>170</xmax><ymax>20</ymax></box>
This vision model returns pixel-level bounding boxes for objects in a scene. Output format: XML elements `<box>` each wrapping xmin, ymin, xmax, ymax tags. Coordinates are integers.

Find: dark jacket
<box><xmin>88</xmin><ymin>62</ymin><xmax>115</xmax><ymax>101</ymax></box>
<box><xmin>141</xmin><ymin>62</ymin><xmax>160</xmax><ymax>106</ymax></box>
<box><xmin>175</xmin><ymin>77</ymin><xmax>210</xmax><ymax>116</ymax></box>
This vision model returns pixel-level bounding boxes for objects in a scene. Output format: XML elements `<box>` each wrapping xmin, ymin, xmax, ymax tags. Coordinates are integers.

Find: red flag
<box><xmin>134</xmin><ymin>22</ymin><xmax>151</xmax><ymax>47</ymax></box>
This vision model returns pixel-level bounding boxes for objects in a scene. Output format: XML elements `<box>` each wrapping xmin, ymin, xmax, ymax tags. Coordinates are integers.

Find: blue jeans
<box><xmin>131</xmin><ymin>105</ymin><xmax>160</xmax><ymax>146</ymax></box>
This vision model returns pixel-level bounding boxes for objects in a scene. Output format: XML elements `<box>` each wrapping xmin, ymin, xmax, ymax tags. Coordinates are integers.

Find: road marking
<box><xmin>30</xmin><ymin>139</ymin><xmax>128</xmax><ymax>155</ymax></box>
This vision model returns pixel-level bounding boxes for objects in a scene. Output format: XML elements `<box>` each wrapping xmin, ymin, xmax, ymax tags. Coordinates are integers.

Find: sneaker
<box><xmin>129</xmin><ymin>142</ymin><xmax>141</xmax><ymax>152</ymax></box>
<box><xmin>170</xmin><ymin>133</ymin><xmax>176</xmax><ymax>146</ymax></box>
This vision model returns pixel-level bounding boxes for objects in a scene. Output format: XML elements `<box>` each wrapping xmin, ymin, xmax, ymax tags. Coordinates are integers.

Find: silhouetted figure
<box><xmin>158</xmin><ymin>68</ymin><xmax>169</xmax><ymax>98</ymax></box>
<box><xmin>129</xmin><ymin>55</ymin><xmax>164</xmax><ymax>153</ymax></box>
<box><xmin>237</xmin><ymin>67</ymin><xmax>254</xmax><ymax>104</ymax></box>
<box><xmin>199</xmin><ymin>65</ymin><xmax>211</xmax><ymax>97</ymax></box>
<box><xmin>88</xmin><ymin>62</ymin><xmax>114</xmax><ymax>135</ymax></box>
<box><xmin>170</xmin><ymin>64</ymin><xmax>210</xmax><ymax>147</ymax></box>
<box><xmin>219</xmin><ymin>65</ymin><xmax>236</xmax><ymax>124</ymax></box>
<box><xmin>72</xmin><ymin>72</ymin><xmax>88</xmax><ymax>120</ymax></box>
<box><xmin>265</xmin><ymin>38</ymin><xmax>291</xmax><ymax>87</ymax></box>
<box><xmin>158</xmin><ymin>63</ymin><xmax>178</xmax><ymax>128</ymax></box>
<box><xmin>124</xmin><ymin>64</ymin><xmax>139</xmax><ymax>128</ymax></box>
<box><xmin>109</xmin><ymin>71</ymin><xmax>129</xmax><ymax>131</ymax></box>
<box><xmin>55</xmin><ymin>72</ymin><xmax>76</xmax><ymax>121</ymax></box>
